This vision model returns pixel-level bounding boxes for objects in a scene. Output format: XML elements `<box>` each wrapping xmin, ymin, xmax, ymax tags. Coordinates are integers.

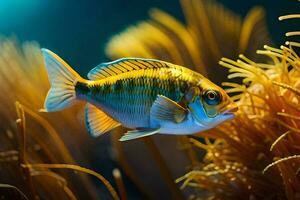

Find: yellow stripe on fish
<box><xmin>41</xmin><ymin>49</ymin><xmax>238</xmax><ymax>141</ymax></box>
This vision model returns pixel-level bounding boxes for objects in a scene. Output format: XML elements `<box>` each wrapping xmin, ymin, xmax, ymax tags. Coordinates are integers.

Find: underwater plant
<box><xmin>177</xmin><ymin>43</ymin><xmax>300</xmax><ymax>199</ymax></box>
<box><xmin>174</xmin><ymin>6</ymin><xmax>300</xmax><ymax>200</ymax></box>
<box><xmin>105</xmin><ymin>0</ymin><xmax>271</xmax><ymax>199</ymax></box>
<box><xmin>1</xmin><ymin>0</ymin><xmax>293</xmax><ymax>199</ymax></box>
<box><xmin>106</xmin><ymin>0</ymin><xmax>270</xmax><ymax>84</ymax></box>
<box><xmin>0</xmin><ymin>39</ymin><xmax>119</xmax><ymax>199</ymax></box>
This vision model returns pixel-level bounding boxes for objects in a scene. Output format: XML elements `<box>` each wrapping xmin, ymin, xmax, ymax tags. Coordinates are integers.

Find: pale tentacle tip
<box><xmin>256</xmin><ymin>50</ymin><xmax>263</xmax><ymax>54</ymax></box>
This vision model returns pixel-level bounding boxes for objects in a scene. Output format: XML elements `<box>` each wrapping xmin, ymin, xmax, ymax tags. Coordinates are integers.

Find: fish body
<box><xmin>77</xmin><ymin>63</ymin><xmax>199</xmax><ymax>131</ymax></box>
<box><xmin>42</xmin><ymin>49</ymin><xmax>237</xmax><ymax>141</ymax></box>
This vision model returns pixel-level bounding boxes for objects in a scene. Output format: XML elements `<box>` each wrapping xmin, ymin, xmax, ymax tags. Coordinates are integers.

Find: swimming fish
<box><xmin>41</xmin><ymin>49</ymin><xmax>238</xmax><ymax>141</ymax></box>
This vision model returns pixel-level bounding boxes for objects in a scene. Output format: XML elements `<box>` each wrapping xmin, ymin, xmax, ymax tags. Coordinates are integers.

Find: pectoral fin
<box><xmin>85</xmin><ymin>103</ymin><xmax>121</xmax><ymax>137</ymax></box>
<box><xmin>150</xmin><ymin>95</ymin><xmax>187</xmax><ymax>123</ymax></box>
<box><xmin>119</xmin><ymin>128</ymin><xmax>160</xmax><ymax>141</ymax></box>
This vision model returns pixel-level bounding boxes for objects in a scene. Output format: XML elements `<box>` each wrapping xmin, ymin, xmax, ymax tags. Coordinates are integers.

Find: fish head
<box><xmin>185</xmin><ymin>79</ymin><xmax>238</xmax><ymax>128</ymax></box>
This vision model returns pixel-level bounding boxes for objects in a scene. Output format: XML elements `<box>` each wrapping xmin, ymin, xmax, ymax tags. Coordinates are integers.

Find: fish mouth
<box><xmin>220</xmin><ymin>103</ymin><xmax>238</xmax><ymax>115</ymax></box>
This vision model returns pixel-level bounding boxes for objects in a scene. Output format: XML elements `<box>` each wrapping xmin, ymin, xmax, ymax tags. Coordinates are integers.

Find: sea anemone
<box><xmin>175</xmin><ymin>9</ymin><xmax>300</xmax><ymax>200</ymax></box>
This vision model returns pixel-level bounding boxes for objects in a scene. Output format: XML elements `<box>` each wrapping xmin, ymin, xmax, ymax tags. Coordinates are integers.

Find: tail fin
<box><xmin>42</xmin><ymin>48</ymin><xmax>83</xmax><ymax>112</ymax></box>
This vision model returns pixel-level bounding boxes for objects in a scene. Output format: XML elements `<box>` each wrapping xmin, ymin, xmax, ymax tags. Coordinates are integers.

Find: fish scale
<box><xmin>77</xmin><ymin>68</ymin><xmax>192</xmax><ymax>128</ymax></box>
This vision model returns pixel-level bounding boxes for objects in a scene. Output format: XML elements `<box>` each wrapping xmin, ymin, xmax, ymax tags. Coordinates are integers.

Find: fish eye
<box><xmin>203</xmin><ymin>90</ymin><xmax>221</xmax><ymax>105</ymax></box>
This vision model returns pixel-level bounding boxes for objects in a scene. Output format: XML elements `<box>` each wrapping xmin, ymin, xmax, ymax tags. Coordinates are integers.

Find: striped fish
<box><xmin>41</xmin><ymin>49</ymin><xmax>237</xmax><ymax>141</ymax></box>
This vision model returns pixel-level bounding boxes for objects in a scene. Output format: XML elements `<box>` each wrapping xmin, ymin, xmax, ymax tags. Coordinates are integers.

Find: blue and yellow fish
<box><xmin>41</xmin><ymin>49</ymin><xmax>237</xmax><ymax>141</ymax></box>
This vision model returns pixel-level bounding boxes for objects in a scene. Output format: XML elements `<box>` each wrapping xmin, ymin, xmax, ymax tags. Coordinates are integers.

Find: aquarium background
<box><xmin>0</xmin><ymin>0</ymin><xmax>299</xmax><ymax>199</ymax></box>
<box><xmin>0</xmin><ymin>0</ymin><xmax>298</xmax><ymax>76</ymax></box>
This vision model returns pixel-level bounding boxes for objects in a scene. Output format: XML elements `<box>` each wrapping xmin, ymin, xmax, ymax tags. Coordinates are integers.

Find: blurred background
<box><xmin>0</xmin><ymin>0</ymin><xmax>298</xmax><ymax>75</ymax></box>
<box><xmin>0</xmin><ymin>0</ymin><xmax>299</xmax><ymax>199</ymax></box>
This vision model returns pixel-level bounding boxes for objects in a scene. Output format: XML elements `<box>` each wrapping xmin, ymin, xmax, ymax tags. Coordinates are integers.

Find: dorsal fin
<box><xmin>87</xmin><ymin>58</ymin><xmax>172</xmax><ymax>80</ymax></box>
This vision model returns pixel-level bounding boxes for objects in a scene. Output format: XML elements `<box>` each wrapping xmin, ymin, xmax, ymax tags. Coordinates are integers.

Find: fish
<box><xmin>41</xmin><ymin>49</ymin><xmax>238</xmax><ymax>141</ymax></box>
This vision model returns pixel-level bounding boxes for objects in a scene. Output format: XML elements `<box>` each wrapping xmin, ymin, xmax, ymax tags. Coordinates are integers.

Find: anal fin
<box><xmin>85</xmin><ymin>103</ymin><xmax>121</xmax><ymax>137</ymax></box>
<box><xmin>119</xmin><ymin>128</ymin><xmax>160</xmax><ymax>141</ymax></box>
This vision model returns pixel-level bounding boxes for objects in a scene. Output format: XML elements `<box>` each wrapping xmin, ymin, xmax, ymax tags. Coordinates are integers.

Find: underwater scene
<box><xmin>0</xmin><ymin>0</ymin><xmax>300</xmax><ymax>199</ymax></box>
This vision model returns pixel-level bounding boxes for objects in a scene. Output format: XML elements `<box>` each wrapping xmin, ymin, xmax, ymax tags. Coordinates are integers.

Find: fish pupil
<box><xmin>208</xmin><ymin>92</ymin><xmax>215</xmax><ymax>100</ymax></box>
<box><xmin>203</xmin><ymin>90</ymin><xmax>221</xmax><ymax>105</ymax></box>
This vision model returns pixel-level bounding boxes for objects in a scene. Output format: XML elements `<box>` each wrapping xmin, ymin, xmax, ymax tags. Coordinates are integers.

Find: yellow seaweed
<box><xmin>0</xmin><ymin>0</ymin><xmax>297</xmax><ymax>199</ymax></box>
<box><xmin>106</xmin><ymin>0</ymin><xmax>270</xmax><ymax>84</ymax></box>
<box><xmin>177</xmin><ymin>38</ymin><xmax>300</xmax><ymax>199</ymax></box>
<box><xmin>0</xmin><ymin>39</ymin><xmax>116</xmax><ymax>199</ymax></box>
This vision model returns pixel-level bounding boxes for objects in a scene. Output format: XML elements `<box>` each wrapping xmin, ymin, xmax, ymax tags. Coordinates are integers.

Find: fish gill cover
<box><xmin>0</xmin><ymin>0</ymin><xmax>298</xmax><ymax>200</ymax></box>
